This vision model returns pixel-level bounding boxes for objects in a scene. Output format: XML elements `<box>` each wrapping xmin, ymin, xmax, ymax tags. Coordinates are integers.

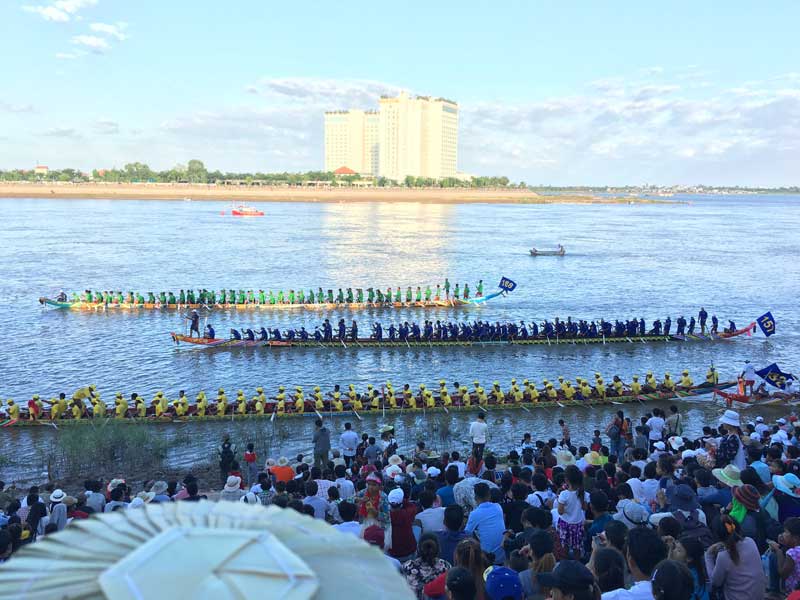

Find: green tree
<box><xmin>186</xmin><ymin>159</ymin><xmax>207</xmax><ymax>183</ymax></box>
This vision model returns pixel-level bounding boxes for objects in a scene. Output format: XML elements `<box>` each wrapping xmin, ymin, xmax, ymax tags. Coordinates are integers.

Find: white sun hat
<box><xmin>0</xmin><ymin>501</ymin><xmax>414</xmax><ymax>599</ymax></box>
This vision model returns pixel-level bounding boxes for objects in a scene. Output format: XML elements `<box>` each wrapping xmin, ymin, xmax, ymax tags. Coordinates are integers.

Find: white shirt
<box><xmin>526</xmin><ymin>489</ymin><xmax>556</xmax><ymax>508</ymax></box>
<box><xmin>755</xmin><ymin>423</ymin><xmax>770</xmax><ymax>436</ymax></box>
<box><xmin>557</xmin><ymin>489</ymin><xmax>585</xmax><ymax>524</ymax></box>
<box><xmin>335</xmin><ymin>477</ymin><xmax>355</xmax><ymax>501</ymax></box>
<box><xmin>602</xmin><ymin>580</ymin><xmax>654</xmax><ymax>600</ymax></box>
<box><xmin>646</xmin><ymin>416</ymin><xmax>665</xmax><ymax>440</ymax></box>
<box><xmin>626</xmin><ymin>478</ymin><xmax>645</xmax><ymax>503</ymax></box>
<box><xmin>450</xmin><ymin>461</ymin><xmax>467</xmax><ymax>478</ymax></box>
<box><xmin>333</xmin><ymin>521</ymin><xmax>361</xmax><ymax>537</ymax></box>
<box><xmin>743</xmin><ymin>364</ymin><xmax>757</xmax><ymax>381</ymax></box>
<box><xmin>641</xmin><ymin>479</ymin><xmax>659</xmax><ymax>506</ymax></box>
<box><xmin>340</xmin><ymin>430</ymin><xmax>360</xmax><ymax>457</ymax></box>
<box><xmin>469</xmin><ymin>420</ymin><xmax>488</xmax><ymax>443</ymax></box>
<box><xmin>415</xmin><ymin>507</ymin><xmax>446</xmax><ymax>534</ymax></box>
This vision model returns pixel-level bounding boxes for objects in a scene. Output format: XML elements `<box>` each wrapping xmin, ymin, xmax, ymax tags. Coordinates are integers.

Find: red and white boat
<box><xmin>231</xmin><ymin>205</ymin><xmax>264</xmax><ymax>217</ymax></box>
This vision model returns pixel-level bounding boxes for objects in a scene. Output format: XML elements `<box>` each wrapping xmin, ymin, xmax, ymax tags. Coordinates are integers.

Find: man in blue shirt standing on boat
<box><xmin>699</xmin><ymin>307</ymin><xmax>708</xmax><ymax>333</ymax></box>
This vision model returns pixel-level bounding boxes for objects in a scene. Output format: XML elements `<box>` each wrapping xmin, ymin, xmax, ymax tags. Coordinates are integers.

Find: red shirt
<box><xmin>271</xmin><ymin>465</ymin><xmax>295</xmax><ymax>483</ymax></box>
<box><xmin>244</xmin><ymin>451</ymin><xmax>256</xmax><ymax>464</ymax></box>
<box><xmin>389</xmin><ymin>501</ymin><xmax>418</xmax><ymax>558</ymax></box>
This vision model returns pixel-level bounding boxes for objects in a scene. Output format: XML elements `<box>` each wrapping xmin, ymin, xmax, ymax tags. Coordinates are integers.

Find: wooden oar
<box><xmin>314</xmin><ymin>409</ymin><xmax>323</xmax><ymax>420</ymax></box>
<box><xmin>352</xmin><ymin>409</ymin><xmax>362</xmax><ymax>421</ymax></box>
<box><xmin>270</xmin><ymin>410</ymin><xmax>276</xmax><ymax>422</ymax></box>
<box><xmin>519</xmin><ymin>404</ymin><xmax>531</xmax><ymax>413</ymax></box>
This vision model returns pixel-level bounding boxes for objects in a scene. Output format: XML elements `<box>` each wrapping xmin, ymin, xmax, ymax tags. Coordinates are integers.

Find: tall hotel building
<box><xmin>324</xmin><ymin>91</ymin><xmax>458</xmax><ymax>181</ymax></box>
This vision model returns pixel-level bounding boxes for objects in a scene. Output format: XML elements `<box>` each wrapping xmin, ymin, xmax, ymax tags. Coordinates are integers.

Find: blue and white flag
<box><xmin>756</xmin><ymin>312</ymin><xmax>776</xmax><ymax>337</ymax></box>
<box><xmin>498</xmin><ymin>277</ymin><xmax>517</xmax><ymax>292</ymax></box>
<box><xmin>755</xmin><ymin>363</ymin><xmax>795</xmax><ymax>389</ymax></box>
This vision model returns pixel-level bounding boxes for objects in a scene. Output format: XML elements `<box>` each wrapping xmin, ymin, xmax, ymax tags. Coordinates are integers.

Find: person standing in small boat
<box><xmin>699</xmin><ymin>307</ymin><xmax>708</xmax><ymax>334</ymax></box>
<box><xmin>186</xmin><ymin>309</ymin><xmax>200</xmax><ymax>338</ymax></box>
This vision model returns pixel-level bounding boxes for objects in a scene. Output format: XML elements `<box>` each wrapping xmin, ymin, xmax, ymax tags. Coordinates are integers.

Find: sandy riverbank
<box><xmin>0</xmin><ymin>182</ymin><xmax>674</xmax><ymax>204</ymax></box>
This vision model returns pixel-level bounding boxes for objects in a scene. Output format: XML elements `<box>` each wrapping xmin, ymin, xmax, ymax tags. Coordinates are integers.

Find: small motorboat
<box><xmin>231</xmin><ymin>205</ymin><xmax>264</xmax><ymax>217</ymax></box>
<box><xmin>530</xmin><ymin>245</ymin><xmax>565</xmax><ymax>257</ymax></box>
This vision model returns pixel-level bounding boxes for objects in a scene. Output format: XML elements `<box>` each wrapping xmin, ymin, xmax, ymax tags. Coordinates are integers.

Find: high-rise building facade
<box><xmin>324</xmin><ymin>92</ymin><xmax>458</xmax><ymax>181</ymax></box>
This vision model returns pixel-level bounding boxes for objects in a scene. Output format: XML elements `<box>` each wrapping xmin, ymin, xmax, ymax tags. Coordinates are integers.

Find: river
<box><xmin>0</xmin><ymin>194</ymin><xmax>798</xmax><ymax>481</ymax></box>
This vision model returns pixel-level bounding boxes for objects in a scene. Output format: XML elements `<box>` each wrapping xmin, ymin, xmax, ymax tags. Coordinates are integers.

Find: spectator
<box><xmin>466</xmin><ymin>482</ymin><xmax>506</xmax><ymax>564</ymax></box>
<box><xmin>537</xmin><ymin>560</ymin><xmax>599</xmax><ymax>600</ymax></box>
<box><xmin>436</xmin><ymin>466</ymin><xmax>459</xmax><ymax>507</ymax></box>
<box><xmin>650</xmin><ymin>559</ymin><xmax>694</xmax><ymax>600</ymax></box>
<box><xmin>219</xmin><ymin>476</ymin><xmax>246</xmax><ymax>502</ymax></box>
<box><xmin>401</xmin><ymin>533</ymin><xmax>450</xmax><ymax>599</ymax></box>
<box><xmin>704</xmin><ymin>515</ymin><xmax>765</xmax><ymax>600</ymax></box>
<box><xmin>414</xmin><ymin>490</ymin><xmax>445</xmax><ymax>534</ymax></box>
<box><xmin>340</xmin><ymin>422</ymin><xmax>359</xmax><ymax>468</ymax></box>
<box><xmin>312</xmin><ymin>418</ymin><xmax>331</xmax><ymax>470</ymax></box>
<box><xmin>424</xmin><ymin>538</ymin><xmax>488</xmax><ymax>600</ymax></box>
<box><xmin>557</xmin><ymin>465</ymin><xmax>587</xmax><ymax>557</ymax></box>
<box><xmin>518</xmin><ymin>529</ymin><xmax>556</xmax><ymax>598</ymax></box>
<box><xmin>388</xmin><ymin>488</ymin><xmax>417</xmax><ymax>561</ymax></box>
<box><xmin>444</xmin><ymin>566</ymin><xmax>477</xmax><ymax>600</ymax></box>
<box><xmin>593</xmin><ymin>547</ymin><xmax>626</xmax><ymax>594</ymax></box>
<box><xmin>601</xmin><ymin>527</ymin><xmax>667</xmax><ymax>599</ymax></box>
<box><xmin>504</xmin><ymin>483</ymin><xmax>532</xmax><ymax>534</ymax></box>
<box><xmin>470</xmin><ymin>413</ymin><xmax>488</xmax><ymax>460</ymax></box>
<box><xmin>301</xmin><ymin>481</ymin><xmax>328</xmax><ymax>519</ymax></box>
<box><xmin>437</xmin><ymin>504</ymin><xmax>469</xmax><ymax>565</ymax></box>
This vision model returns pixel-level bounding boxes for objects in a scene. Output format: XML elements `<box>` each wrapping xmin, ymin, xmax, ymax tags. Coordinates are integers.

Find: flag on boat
<box><xmin>755</xmin><ymin>363</ymin><xmax>795</xmax><ymax>389</ymax></box>
<box><xmin>498</xmin><ymin>277</ymin><xmax>517</xmax><ymax>292</ymax></box>
<box><xmin>756</xmin><ymin>311</ymin><xmax>776</xmax><ymax>337</ymax></box>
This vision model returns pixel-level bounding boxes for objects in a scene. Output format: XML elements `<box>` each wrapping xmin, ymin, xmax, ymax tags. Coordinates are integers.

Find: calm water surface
<box><xmin>1</xmin><ymin>195</ymin><xmax>798</xmax><ymax>479</ymax></box>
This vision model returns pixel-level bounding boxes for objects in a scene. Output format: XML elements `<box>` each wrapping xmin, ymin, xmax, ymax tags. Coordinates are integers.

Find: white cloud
<box><xmin>22</xmin><ymin>0</ymin><xmax>96</xmax><ymax>22</ymax></box>
<box><xmin>89</xmin><ymin>21</ymin><xmax>128</xmax><ymax>41</ymax></box>
<box><xmin>0</xmin><ymin>99</ymin><xmax>34</xmax><ymax>113</ymax></box>
<box><xmin>40</xmin><ymin>127</ymin><xmax>82</xmax><ymax>138</ymax></box>
<box><xmin>71</xmin><ymin>34</ymin><xmax>109</xmax><ymax>52</ymax></box>
<box><xmin>55</xmin><ymin>51</ymin><xmax>80</xmax><ymax>59</ymax></box>
<box><xmin>250</xmin><ymin>77</ymin><xmax>403</xmax><ymax>109</ymax></box>
<box><xmin>94</xmin><ymin>118</ymin><xmax>119</xmax><ymax>134</ymax></box>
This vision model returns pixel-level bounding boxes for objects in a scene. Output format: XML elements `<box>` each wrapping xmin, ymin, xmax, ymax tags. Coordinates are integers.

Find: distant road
<box><xmin>0</xmin><ymin>182</ymin><xmax>673</xmax><ymax>204</ymax></box>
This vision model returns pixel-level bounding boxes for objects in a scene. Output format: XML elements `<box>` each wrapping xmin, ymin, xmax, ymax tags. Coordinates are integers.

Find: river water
<box><xmin>1</xmin><ymin>195</ymin><xmax>798</xmax><ymax>480</ymax></box>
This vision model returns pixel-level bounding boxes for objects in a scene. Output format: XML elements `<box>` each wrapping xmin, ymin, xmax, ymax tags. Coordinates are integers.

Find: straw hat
<box><xmin>265</xmin><ymin>458</ymin><xmax>276</xmax><ymax>468</ymax></box>
<box><xmin>62</xmin><ymin>496</ymin><xmax>77</xmax><ymax>507</ymax></box>
<box><xmin>49</xmin><ymin>489</ymin><xmax>66</xmax><ymax>503</ymax></box>
<box><xmin>385</xmin><ymin>465</ymin><xmax>402</xmax><ymax>479</ymax></box>
<box><xmin>556</xmin><ymin>450</ymin><xmax>576</xmax><ymax>467</ymax></box>
<box><xmin>151</xmin><ymin>481</ymin><xmax>169</xmax><ymax>495</ymax></box>
<box><xmin>0</xmin><ymin>502</ymin><xmax>413</xmax><ymax>599</ymax></box>
<box><xmin>387</xmin><ymin>454</ymin><xmax>403</xmax><ymax>466</ymax></box>
<box><xmin>712</xmin><ymin>464</ymin><xmax>743</xmax><ymax>488</ymax></box>
<box><xmin>223</xmin><ymin>476</ymin><xmax>242</xmax><ymax>492</ymax></box>
<box><xmin>277</xmin><ymin>457</ymin><xmax>290</xmax><ymax>467</ymax></box>
<box><xmin>582</xmin><ymin>451</ymin><xmax>602</xmax><ymax>466</ymax></box>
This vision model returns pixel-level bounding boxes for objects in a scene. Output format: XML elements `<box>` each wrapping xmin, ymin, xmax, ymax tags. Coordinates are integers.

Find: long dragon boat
<box><xmin>0</xmin><ymin>382</ymin><xmax>736</xmax><ymax>428</ymax></box>
<box><xmin>40</xmin><ymin>298</ymin><xmax>475</xmax><ymax>311</ymax></box>
<box><xmin>170</xmin><ymin>323</ymin><xmax>756</xmax><ymax>349</ymax></box>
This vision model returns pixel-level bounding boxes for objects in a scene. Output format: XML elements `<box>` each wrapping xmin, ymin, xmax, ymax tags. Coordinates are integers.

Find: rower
<box><xmin>373</xmin><ymin>322</ymin><xmax>383</xmax><ymax>341</ymax></box>
<box><xmin>253</xmin><ymin>393</ymin><xmax>265</xmax><ymax>415</ymax></box>
<box><xmin>688</xmin><ymin>317</ymin><xmax>696</xmax><ymax>335</ymax></box>
<box><xmin>236</xmin><ymin>391</ymin><xmax>247</xmax><ymax>415</ymax></box>
<box><xmin>679</xmin><ymin>370</ymin><xmax>694</xmax><ymax>388</ymax></box>
<box><xmin>706</xmin><ymin>367</ymin><xmax>719</xmax><ymax>385</ymax></box>
<box><xmin>275</xmin><ymin>387</ymin><xmax>286</xmax><ymax>414</ymax></box>
<box><xmin>216</xmin><ymin>389</ymin><xmax>228</xmax><ymax>415</ymax></box>
<box><xmin>136</xmin><ymin>395</ymin><xmax>147</xmax><ymax>418</ymax></box>
<box><xmin>661</xmin><ymin>373</ymin><xmax>676</xmax><ymax>391</ymax></box>
<box><xmin>545</xmin><ymin>383</ymin><xmax>558</xmax><ymax>402</ymax></box>
<box><xmin>114</xmin><ymin>394</ymin><xmax>127</xmax><ymax>419</ymax></box>
<box><xmin>259</xmin><ymin>327</ymin><xmax>269</xmax><ymax>342</ymax></box>
<box><xmin>313</xmin><ymin>387</ymin><xmax>325</xmax><ymax>411</ymax></box>
<box><xmin>699</xmin><ymin>307</ymin><xmax>708</xmax><ymax>333</ymax></box>
<box><xmin>244</xmin><ymin>328</ymin><xmax>255</xmax><ymax>342</ymax></box>
<box><xmin>294</xmin><ymin>387</ymin><xmax>305</xmax><ymax>413</ymax></box>
<box><xmin>525</xmin><ymin>380</ymin><xmax>539</xmax><ymax>403</ymax></box>
<box><xmin>350</xmin><ymin>320</ymin><xmax>358</xmax><ymax>342</ymax></box>
<box><xmin>711</xmin><ymin>315</ymin><xmax>719</xmax><ymax>334</ymax></box>
<box><xmin>352</xmin><ymin>391</ymin><xmax>363</xmax><ymax>412</ymax></box>
<box><xmin>6</xmin><ymin>399</ymin><xmax>19</xmax><ymax>420</ymax></box>
<box><xmin>370</xmin><ymin>390</ymin><xmax>380</xmax><ymax>410</ymax></box>
<box><xmin>492</xmin><ymin>382</ymin><xmax>505</xmax><ymax>405</ymax></box>
<box><xmin>595</xmin><ymin>379</ymin><xmax>607</xmax><ymax>400</ymax></box>
<box><xmin>386</xmin><ymin>385</ymin><xmax>398</xmax><ymax>408</ymax></box>
<box><xmin>563</xmin><ymin>381</ymin><xmax>576</xmax><ymax>401</ymax></box>
<box><xmin>645</xmin><ymin>371</ymin><xmax>658</xmax><ymax>391</ymax></box>
<box><xmin>425</xmin><ymin>389</ymin><xmax>435</xmax><ymax>409</ymax></box>
<box><xmin>664</xmin><ymin>317</ymin><xmax>672</xmax><ymax>336</ymax></box>
<box><xmin>630</xmin><ymin>376</ymin><xmax>642</xmax><ymax>396</ymax></box>
<box><xmin>406</xmin><ymin>287</ymin><xmax>413</xmax><ymax>303</ymax></box>
<box><xmin>231</xmin><ymin>328</ymin><xmax>242</xmax><ymax>340</ymax></box>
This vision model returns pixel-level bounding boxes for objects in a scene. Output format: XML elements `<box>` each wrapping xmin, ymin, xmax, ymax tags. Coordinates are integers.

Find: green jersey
<box><xmin>406</xmin><ymin>287</ymin><xmax>412</xmax><ymax>302</ymax></box>
<box><xmin>425</xmin><ymin>286</ymin><xmax>432</xmax><ymax>301</ymax></box>
<box><xmin>179</xmin><ymin>291</ymin><xmax>186</xmax><ymax>304</ymax></box>
<box><xmin>258</xmin><ymin>291</ymin><xmax>266</xmax><ymax>304</ymax></box>
<box><xmin>288</xmin><ymin>291</ymin><xmax>295</xmax><ymax>304</ymax></box>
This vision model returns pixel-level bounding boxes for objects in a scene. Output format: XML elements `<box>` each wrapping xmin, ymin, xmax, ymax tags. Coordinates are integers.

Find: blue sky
<box><xmin>1</xmin><ymin>1</ymin><xmax>799</xmax><ymax>185</ymax></box>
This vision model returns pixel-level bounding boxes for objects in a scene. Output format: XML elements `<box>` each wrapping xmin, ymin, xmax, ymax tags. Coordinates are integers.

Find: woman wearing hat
<box><xmin>717</xmin><ymin>410</ymin><xmax>746</xmax><ymax>470</ymax></box>
<box><xmin>771</xmin><ymin>472</ymin><xmax>800</xmax><ymax>523</ymax></box>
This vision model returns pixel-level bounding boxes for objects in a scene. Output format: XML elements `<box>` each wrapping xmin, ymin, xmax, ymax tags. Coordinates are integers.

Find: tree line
<box><xmin>0</xmin><ymin>160</ymin><xmax>521</xmax><ymax>188</ymax></box>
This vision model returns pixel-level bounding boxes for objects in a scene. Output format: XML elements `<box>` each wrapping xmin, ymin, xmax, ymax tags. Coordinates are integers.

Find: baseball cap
<box><xmin>536</xmin><ymin>560</ymin><xmax>595</xmax><ymax>593</ymax></box>
<box><xmin>387</xmin><ymin>488</ymin><xmax>404</xmax><ymax>504</ymax></box>
<box><xmin>485</xmin><ymin>567</ymin><xmax>523</xmax><ymax>600</ymax></box>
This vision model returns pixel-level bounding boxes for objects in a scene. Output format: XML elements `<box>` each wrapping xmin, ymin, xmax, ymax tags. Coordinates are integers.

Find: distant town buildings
<box><xmin>34</xmin><ymin>165</ymin><xmax>49</xmax><ymax>176</ymax></box>
<box><xmin>324</xmin><ymin>91</ymin><xmax>459</xmax><ymax>181</ymax></box>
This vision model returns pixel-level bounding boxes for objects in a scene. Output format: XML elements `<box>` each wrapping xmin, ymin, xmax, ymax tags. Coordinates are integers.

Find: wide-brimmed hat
<box><xmin>653</xmin><ymin>441</ymin><xmax>666</xmax><ymax>451</ymax></box>
<box><xmin>681</xmin><ymin>449</ymin><xmax>697</xmax><ymax>460</ymax></box>
<box><xmin>50</xmin><ymin>489</ymin><xmax>66</xmax><ymax>503</ymax></box>
<box><xmin>712</xmin><ymin>464</ymin><xmax>743</xmax><ymax>487</ymax></box>
<box><xmin>385</xmin><ymin>465</ymin><xmax>402</xmax><ymax>479</ymax></box>
<box><xmin>583</xmin><ymin>451</ymin><xmax>602</xmax><ymax>466</ymax></box>
<box><xmin>62</xmin><ymin>496</ymin><xmax>77</xmax><ymax>507</ymax></box>
<box><xmin>426</xmin><ymin>467</ymin><xmax>441</xmax><ymax>478</ymax></box>
<box><xmin>151</xmin><ymin>481</ymin><xmax>169</xmax><ymax>495</ymax></box>
<box><xmin>137</xmin><ymin>491</ymin><xmax>155</xmax><ymax>504</ymax></box>
<box><xmin>773</xmin><ymin>473</ymin><xmax>800</xmax><ymax>498</ymax></box>
<box><xmin>615</xmin><ymin>502</ymin><xmax>650</xmax><ymax>528</ymax></box>
<box><xmin>277</xmin><ymin>457</ymin><xmax>289</xmax><ymax>467</ymax></box>
<box><xmin>557</xmin><ymin>450</ymin><xmax>576</xmax><ymax>466</ymax></box>
<box><xmin>107</xmin><ymin>478</ymin><xmax>126</xmax><ymax>492</ymax></box>
<box><xmin>733</xmin><ymin>484</ymin><xmax>761</xmax><ymax>511</ymax></box>
<box><xmin>668</xmin><ymin>436</ymin><xmax>684</xmax><ymax>451</ymax></box>
<box><xmin>671</xmin><ymin>484</ymin><xmax>699</xmax><ymax>512</ymax></box>
<box><xmin>387</xmin><ymin>454</ymin><xmax>402</xmax><ymax>466</ymax></box>
<box><xmin>302</xmin><ymin>456</ymin><xmax>314</xmax><ymax>465</ymax></box>
<box><xmin>223</xmin><ymin>476</ymin><xmax>242</xmax><ymax>492</ymax></box>
<box><xmin>719</xmin><ymin>410</ymin><xmax>741</xmax><ymax>428</ymax></box>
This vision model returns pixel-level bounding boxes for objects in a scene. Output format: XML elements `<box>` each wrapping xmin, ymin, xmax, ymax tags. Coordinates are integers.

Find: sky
<box><xmin>1</xmin><ymin>1</ymin><xmax>799</xmax><ymax>186</ymax></box>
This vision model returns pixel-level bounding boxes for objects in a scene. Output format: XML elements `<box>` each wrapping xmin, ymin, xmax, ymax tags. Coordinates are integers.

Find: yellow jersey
<box><xmin>680</xmin><ymin>375</ymin><xmax>693</xmax><ymax>387</ymax></box>
<box><xmin>563</xmin><ymin>386</ymin><xmax>576</xmax><ymax>400</ymax></box>
<box><xmin>137</xmin><ymin>401</ymin><xmax>147</xmax><ymax>418</ymax></box>
<box><xmin>663</xmin><ymin>377</ymin><xmax>676</xmax><ymax>390</ymax></box>
<box><xmin>630</xmin><ymin>381</ymin><xmax>642</xmax><ymax>395</ymax></box>
<box><xmin>333</xmin><ymin>399</ymin><xmax>344</xmax><ymax>412</ymax></box>
<box><xmin>9</xmin><ymin>404</ymin><xmax>21</xmax><ymax>419</ymax></box>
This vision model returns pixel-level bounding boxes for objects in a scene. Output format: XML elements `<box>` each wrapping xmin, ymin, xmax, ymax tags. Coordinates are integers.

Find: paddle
<box><xmin>352</xmin><ymin>409</ymin><xmax>362</xmax><ymax>421</ymax></box>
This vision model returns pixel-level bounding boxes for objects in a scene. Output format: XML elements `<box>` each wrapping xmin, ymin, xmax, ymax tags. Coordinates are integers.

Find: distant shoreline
<box><xmin>0</xmin><ymin>183</ymin><xmax>679</xmax><ymax>205</ymax></box>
